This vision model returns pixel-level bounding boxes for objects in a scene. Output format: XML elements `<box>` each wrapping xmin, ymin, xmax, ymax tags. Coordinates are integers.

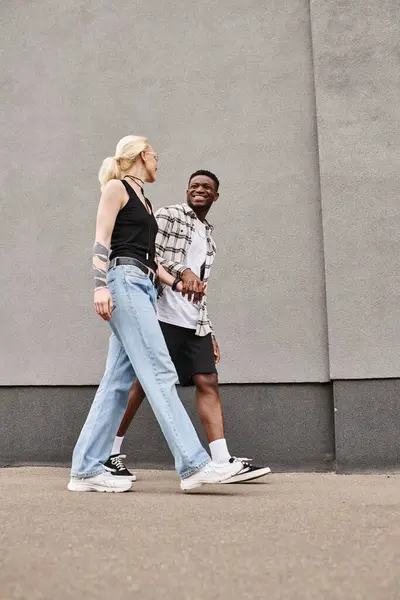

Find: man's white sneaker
<box><xmin>67</xmin><ymin>472</ymin><xmax>133</xmax><ymax>493</ymax></box>
<box><xmin>180</xmin><ymin>458</ymin><xmax>243</xmax><ymax>491</ymax></box>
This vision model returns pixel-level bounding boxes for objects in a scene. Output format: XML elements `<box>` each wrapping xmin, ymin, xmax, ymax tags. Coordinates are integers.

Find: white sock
<box><xmin>209</xmin><ymin>438</ymin><xmax>231</xmax><ymax>463</ymax></box>
<box><xmin>111</xmin><ymin>436</ymin><xmax>124</xmax><ymax>456</ymax></box>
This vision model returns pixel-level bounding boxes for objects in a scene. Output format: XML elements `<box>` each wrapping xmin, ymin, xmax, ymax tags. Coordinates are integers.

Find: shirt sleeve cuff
<box><xmin>176</xmin><ymin>265</ymin><xmax>189</xmax><ymax>276</ymax></box>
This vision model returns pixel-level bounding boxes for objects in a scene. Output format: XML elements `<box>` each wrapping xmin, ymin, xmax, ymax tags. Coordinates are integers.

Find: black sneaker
<box><xmin>103</xmin><ymin>454</ymin><xmax>136</xmax><ymax>481</ymax></box>
<box><xmin>221</xmin><ymin>457</ymin><xmax>271</xmax><ymax>484</ymax></box>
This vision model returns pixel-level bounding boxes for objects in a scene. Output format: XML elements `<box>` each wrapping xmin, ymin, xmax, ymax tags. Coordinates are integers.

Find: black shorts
<box><xmin>159</xmin><ymin>321</ymin><xmax>217</xmax><ymax>387</ymax></box>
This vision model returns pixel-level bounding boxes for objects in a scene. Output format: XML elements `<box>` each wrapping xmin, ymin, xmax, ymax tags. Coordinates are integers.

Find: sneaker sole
<box><xmin>67</xmin><ymin>481</ymin><xmax>132</xmax><ymax>493</ymax></box>
<box><xmin>221</xmin><ymin>467</ymin><xmax>272</xmax><ymax>484</ymax></box>
<box><xmin>181</xmin><ymin>461</ymin><xmax>244</xmax><ymax>491</ymax></box>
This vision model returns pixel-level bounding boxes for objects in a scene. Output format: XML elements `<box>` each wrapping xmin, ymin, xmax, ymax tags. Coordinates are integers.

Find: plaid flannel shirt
<box><xmin>155</xmin><ymin>203</ymin><xmax>216</xmax><ymax>338</ymax></box>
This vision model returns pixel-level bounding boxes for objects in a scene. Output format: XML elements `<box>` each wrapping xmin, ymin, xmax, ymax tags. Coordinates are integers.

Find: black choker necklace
<box><xmin>125</xmin><ymin>175</ymin><xmax>145</xmax><ymax>193</ymax></box>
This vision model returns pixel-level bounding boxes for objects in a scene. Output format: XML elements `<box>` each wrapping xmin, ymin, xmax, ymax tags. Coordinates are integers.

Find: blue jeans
<box><xmin>71</xmin><ymin>265</ymin><xmax>210</xmax><ymax>479</ymax></box>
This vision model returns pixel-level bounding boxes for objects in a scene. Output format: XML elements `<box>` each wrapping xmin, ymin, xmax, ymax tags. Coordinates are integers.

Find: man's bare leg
<box><xmin>192</xmin><ymin>373</ymin><xmax>232</xmax><ymax>463</ymax></box>
<box><xmin>117</xmin><ymin>379</ymin><xmax>146</xmax><ymax>437</ymax></box>
<box><xmin>107</xmin><ymin>379</ymin><xmax>146</xmax><ymax>462</ymax></box>
<box><xmin>192</xmin><ymin>373</ymin><xmax>225</xmax><ymax>443</ymax></box>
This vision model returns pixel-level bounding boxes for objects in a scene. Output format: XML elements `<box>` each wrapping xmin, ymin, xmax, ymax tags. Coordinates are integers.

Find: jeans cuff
<box><xmin>70</xmin><ymin>468</ymin><xmax>105</xmax><ymax>479</ymax></box>
<box><xmin>180</xmin><ymin>458</ymin><xmax>210</xmax><ymax>479</ymax></box>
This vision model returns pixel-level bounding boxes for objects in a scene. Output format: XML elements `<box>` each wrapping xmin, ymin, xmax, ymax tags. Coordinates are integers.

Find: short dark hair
<box><xmin>188</xmin><ymin>170</ymin><xmax>219</xmax><ymax>192</ymax></box>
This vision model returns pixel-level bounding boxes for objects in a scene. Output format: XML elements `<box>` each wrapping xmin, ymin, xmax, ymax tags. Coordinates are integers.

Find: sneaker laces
<box><xmin>110</xmin><ymin>454</ymin><xmax>127</xmax><ymax>471</ymax></box>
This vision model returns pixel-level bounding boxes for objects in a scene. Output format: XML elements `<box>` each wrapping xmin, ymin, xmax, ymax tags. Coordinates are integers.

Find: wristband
<box><xmin>172</xmin><ymin>276</ymin><xmax>181</xmax><ymax>291</ymax></box>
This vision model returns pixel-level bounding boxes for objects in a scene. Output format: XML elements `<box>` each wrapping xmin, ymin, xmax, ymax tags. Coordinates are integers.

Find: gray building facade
<box><xmin>1</xmin><ymin>0</ymin><xmax>399</xmax><ymax>471</ymax></box>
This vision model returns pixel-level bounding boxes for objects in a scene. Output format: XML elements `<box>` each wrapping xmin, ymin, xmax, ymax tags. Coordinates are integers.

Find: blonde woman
<box><xmin>68</xmin><ymin>135</ymin><xmax>242</xmax><ymax>492</ymax></box>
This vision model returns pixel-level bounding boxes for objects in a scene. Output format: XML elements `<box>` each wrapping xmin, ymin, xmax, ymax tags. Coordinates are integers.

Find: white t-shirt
<box><xmin>157</xmin><ymin>218</ymin><xmax>207</xmax><ymax>330</ymax></box>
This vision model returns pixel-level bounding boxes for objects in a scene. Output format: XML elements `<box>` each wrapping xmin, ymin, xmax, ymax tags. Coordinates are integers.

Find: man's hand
<box><xmin>212</xmin><ymin>338</ymin><xmax>220</xmax><ymax>364</ymax></box>
<box><xmin>94</xmin><ymin>288</ymin><xmax>113</xmax><ymax>321</ymax></box>
<box><xmin>181</xmin><ymin>269</ymin><xmax>205</xmax><ymax>302</ymax></box>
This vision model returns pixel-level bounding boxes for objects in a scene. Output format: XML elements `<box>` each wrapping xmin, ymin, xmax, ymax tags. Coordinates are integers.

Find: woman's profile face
<box><xmin>143</xmin><ymin>147</ymin><xmax>159</xmax><ymax>183</ymax></box>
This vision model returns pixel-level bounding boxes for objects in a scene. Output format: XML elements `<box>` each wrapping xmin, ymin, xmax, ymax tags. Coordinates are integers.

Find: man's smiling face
<box><xmin>187</xmin><ymin>175</ymin><xmax>219</xmax><ymax>211</ymax></box>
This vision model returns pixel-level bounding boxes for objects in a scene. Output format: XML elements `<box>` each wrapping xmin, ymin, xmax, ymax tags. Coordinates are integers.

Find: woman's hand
<box><xmin>94</xmin><ymin>288</ymin><xmax>113</xmax><ymax>321</ymax></box>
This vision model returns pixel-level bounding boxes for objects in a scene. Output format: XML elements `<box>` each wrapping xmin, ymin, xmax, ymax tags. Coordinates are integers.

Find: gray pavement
<box><xmin>0</xmin><ymin>468</ymin><xmax>399</xmax><ymax>600</ymax></box>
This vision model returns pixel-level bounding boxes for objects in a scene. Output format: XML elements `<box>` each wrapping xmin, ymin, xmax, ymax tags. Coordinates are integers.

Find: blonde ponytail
<box><xmin>98</xmin><ymin>135</ymin><xmax>150</xmax><ymax>187</ymax></box>
<box><xmin>98</xmin><ymin>156</ymin><xmax>122</xmax><ymax>187</ymax></box>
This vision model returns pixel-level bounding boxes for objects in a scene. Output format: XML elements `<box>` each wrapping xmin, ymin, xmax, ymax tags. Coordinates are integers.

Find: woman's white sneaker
<box><xmin>180</xmin><ymin>458</ymin><xmax>244</xmax><ymax>491</ymax></box>
<box><xmin>67</xmin><ymin>472</ymin><xmax>133</xmax><ymax>493</ymax></box>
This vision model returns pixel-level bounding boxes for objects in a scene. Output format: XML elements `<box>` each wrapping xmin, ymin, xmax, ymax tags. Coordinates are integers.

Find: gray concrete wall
<box><xmin>310</xmin><ymin>0</ymin><xmax>400</xmax><ymax>379</ymax></box>
<box><xmin>0</xmin><ymin>0</ymin><xmax>328</xmax><ymax>385</ymax></box>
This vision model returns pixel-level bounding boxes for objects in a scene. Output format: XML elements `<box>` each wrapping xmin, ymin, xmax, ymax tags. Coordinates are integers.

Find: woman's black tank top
<box><xmin>109</xmin><ymin>179</ymin><xmax>158</xmax><ymax>271</ymax></box>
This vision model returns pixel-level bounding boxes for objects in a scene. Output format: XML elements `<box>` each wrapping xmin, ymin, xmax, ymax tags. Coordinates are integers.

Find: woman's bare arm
<box><xmin>157</xmin><ymin>263</ymin><xmax>178</xmax><ymax>288</ymax></box>
<box><xmin>93</xmin><ymin>180</ymin><xmax>124</xmax><ymax>321</ymax></box>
